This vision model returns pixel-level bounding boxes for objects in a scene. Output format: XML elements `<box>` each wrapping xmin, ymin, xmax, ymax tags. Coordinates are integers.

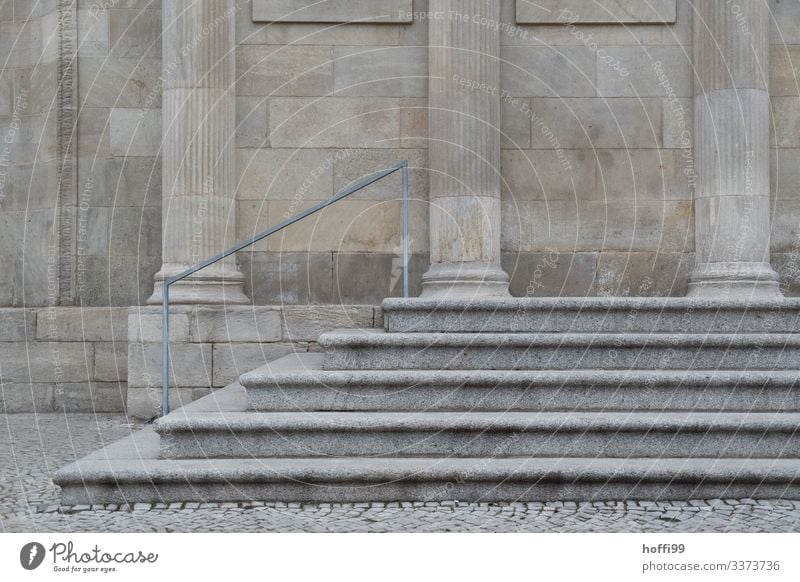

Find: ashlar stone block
<box><xmin>252</xmin><ymin>0</ymin><xmax>413</xmax><ymax>23</ymax></box>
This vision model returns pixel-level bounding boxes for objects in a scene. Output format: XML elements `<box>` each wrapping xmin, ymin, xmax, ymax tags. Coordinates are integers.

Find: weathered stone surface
<box><xmin>334</xmin><ymin>46</ymin><xmax>427</xmax><ymax>97</ymax></box>
<box><xmin>770</xmin><ymin>0</ymin><xmax>800</xmax><ymax>44</ymax></box>
<box><xmin>34</xmin><ymin>307</ymin><xmax>127</xmax><ymax>342</ymax></box>
<box><xmin>77</xmin><ymin>8</ymin><xmax>110</xmax><ymax>57</ymax></box>
<box><xmin>662</xmin><ymin>97</ymin><xmax>692</xmax><ymax>149</ymax></box>
<box><xmin>770</xmin><ymin>46</ymin><xmax>800</xmax><ymax>97</ymax></box>
<box><xmin>236</xmin><ymin>96</ymin><xmax>268</xmax><ymax>148</ymax></box>
<box><xmin>269</xmin><ymin>97</ymin><xmax>400</xmax><ymax>148</ymax></box>
<box><xmin>79</xmin><ymin>58</ymin><xmax>161</xmax><ymax>108</ymax></box>
<box><xmin>321</xmin><ymin>329</ymin><xmax>800</xmax><ymax>371</ymax></box>
<box><xmin>93</xmin><ymin>342</ymin><xmax>128</xmax><ymax>383</ymax></box>
<box><xmin>382</xmin><ymin>296</ymin><xmax>800</xmax><ymax>333</ymax></box>
<box><xmin>0</xmin><ymin>308</ymin><xmax>35</xmax><ymax>341</ymax></box>
<box><xmin>598</xmin><ymin>47</ymin><xmax>692</xmax><ymax>98</ymax></box>
<box><xmin>264</xmin><ymin>199</ymin><xmax>403</xmax><ymax>253</ymax></box>
<box><xmin>212</xmin><ymin>343</ymin><xmax>298</xmax><ymax>386</ymax></box>
<box><xmin>237</xmin><ymin>148</ymin><xmax>334</xmax><ymax>201</ymax></box>
<box><xmin>772</xmin><ymin>97</ymin><xmax>800</xmax><ymax>148</ymax></box>
<box><xmin>399</xmin><ymin>98</ymin><xmax>427</xmax><ymax>149</ymax></box>
<box><xmin>0</xmin><ymin>383</ymin><xmax>53</xmax><ymax>413</ymax></box>
<box><xmin>501</xmin><ymin>149</ymin><xmax>596</xmax><ymax>200</ymax></box>
<box><xmin>158</xmin><ymin>410</ymin><xmax>800</xmax><ymax>459</ymax></box>
<box><xmin>77</xmin><ymin>157</ymin><xmax>161</xmax><ymax>207</ymax></box>
<box><xmin>331</xmin><ymin>148</ymin><xmax>427</xmax><ymax>201</ymax></box>
<box><xmin>192</xmin><ymin>307</ymin><xmax>282</xmax><ymax>343</ymax></box>
<box><xmin>252</xmin><ymin>0</ymin><xmax>413</xmax><ymax>23</ymax></box>
<box><xmin>239</xmin><ymin>252</ymin><xmax>335</xmax><ymax>305</ymax></box>
<box><xmin>527</xmin><ymin>98</ymin><xmax>662</xmax><ymax>149</ymax></box>
<box><xmin>243</xmin><ymin>353</ymin><xmax>800</xmax><ymax>412</ymax></box>
<box><xmin>596</xmin><ymin>149</ymin><xmax>692</xmax><ymax>201</ymax></box>
<box><xmin>501</xmin><ymin>46</ymin><xmax>596</xmax><ymax>97</ymax></box>
<box><xmin>236</xmin><ymin>45</ymin><xmax>333</xmax><ymax>96</ymax></box>
<box><xmin>109</xmin><ymin>109</ymin><xmax>161</xmax><ymax>156</ymax></box>
<box><xmin>109</xmin><ymin>8</ymin><xmax>160</xmax><ymax>58</ymax></box>
<box><xmin>0</xmin><ymin>343</ymin><xmax>92</xmax><ymax>383</ymax></box>
<box><xmin>127</xmin><ymin>342</ymin><xmax>212</xmax><ymax>389</ymax></box>
<box><xmin>282</xmin><ymin>305</ymin><xmax>375</xmax><ymax>342</ymax></box>
<box><xmin>333</xmin><ymin>252</ymin><xmax>427</xmax><ymax>303</ymax></box>
<box><xmin>594</xmin><ymin>252</ymin><xmax>691</xmax><ymax>296</ymax></box>
<box><xmin>126</xmin><ymin>305</ymin><xmax>177</xmax><ymax>344</ymax></box>
<box><xmin>771</xmin><ymin>148</ymin><xmax>800</xmax><ymax>200</ymax></box>
<box><xmin>502</xmin><ymin>199</ymin><xmax>693</xmax><ymax>253</ymax></box>
<box><xmin>54</xmin><ymin>382</ymin><xmax>127</xmax><ymax>413</ymax></box>
<box><xmin>265</xmin><ymin>22</ymin><xmax>405</xmax><ymax>46</ymax></box>
<box><xmin>503</xmin><ymin>251</ymin><xmax>597</xmax><ymax>296</ymax></box>
<box><xmin>516</xmin><ymin>0</ymin><xmax>677</xmax><ymax>23</ymax></box>
<box><xmin>126</xmin><ymin>386</ymin><xmax>194</xmax><ymax>420</ymax></box>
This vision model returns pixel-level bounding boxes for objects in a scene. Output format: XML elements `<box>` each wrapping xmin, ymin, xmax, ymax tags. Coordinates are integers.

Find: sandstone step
<box><xmin>320</xmin><ymin>330</ymin><xmax>800</xmax><ymax>371</ymax></box>
<box><xmin>155</xmin><ymin>410</ymin><xmax>800</xmax><ymax>460</ymax></box>
<box><xmin>241</xmin><ymin>354</ymin><xmax>800</xmax><ymax>412</ymax></box>
<box><xmin>382</xmin><ymin>297</ymin><xmax>800</xmax><ymax>333</ymax></box>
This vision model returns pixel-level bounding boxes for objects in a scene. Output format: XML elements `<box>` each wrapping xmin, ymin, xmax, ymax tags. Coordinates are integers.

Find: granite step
<box><xmin>52</xmin><ymin>385</ymin><xmax>800</xmax><ymax>504</ymax></box>
<box><xmin>54</xmin><ymin>450</ymin><xmax>800</xmax><ymax>504</ymax></box>
<box><xmin>241</xmin><ymin>354</ymin><xmax>800</xmax><ymax>412</ymax></box>
<box><xmin>320</xmin><ymin>330</ymin><xmax>800</xmax><ymax>371</ymax></box>
<box><xmin>155</xmin><ymin>410</ymin><xmax>800</xmax><ymax>460</ymax></box>
<box><xmin>382</xmin><ymin>297</ymin><xmax>800</xmax><ymax>333</ymax></box>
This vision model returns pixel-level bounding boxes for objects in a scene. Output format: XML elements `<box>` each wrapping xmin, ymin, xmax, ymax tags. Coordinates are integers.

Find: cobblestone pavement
<box><xmin>3</xmin><ymin>414</ymin><xmax>800</xmax><ymax>533</ymax></box>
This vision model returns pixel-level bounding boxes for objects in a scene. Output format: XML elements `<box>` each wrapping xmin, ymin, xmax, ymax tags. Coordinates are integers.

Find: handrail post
<box><xmin>402</xmin><ymin>161</ymin><xmax>409</xmax><ymax>299</ymax></box>
<box><xmin>162</xmin><ymin>281</ymin><xmax>170</xmax><ymax>416</ymax></box>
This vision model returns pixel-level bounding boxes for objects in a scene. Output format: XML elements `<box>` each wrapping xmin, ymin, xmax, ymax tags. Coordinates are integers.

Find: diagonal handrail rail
<box><xmin>160</xmin><ymin>160</ymin><xmax>410</xmax><ymax>416</ymax></box>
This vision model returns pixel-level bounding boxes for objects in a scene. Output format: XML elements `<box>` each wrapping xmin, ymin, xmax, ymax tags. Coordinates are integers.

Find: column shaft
<box><xmin>148</xmin><ymin>0</ymin><xmax>248</xmax><ymax>304</ymax></box>
<box><xmin>422</xmin><ymin>0</ymin><xmax>510</xmax><ymax>298</ymax></box>
<box><xmin>689</xmin><ymin>0</ymin><xmax>780</xmax><ymax>298</ymax></box>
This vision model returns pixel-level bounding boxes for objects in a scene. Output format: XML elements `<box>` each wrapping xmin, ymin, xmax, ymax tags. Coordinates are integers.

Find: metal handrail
<box><xmin>160</xmin><ymin>160</ymin><xmax>410</xmax><ymax>416</ymax></box>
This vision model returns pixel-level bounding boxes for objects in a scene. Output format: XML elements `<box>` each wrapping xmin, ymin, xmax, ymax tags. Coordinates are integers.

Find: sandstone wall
<box><xmin>2</xmin><ymin>0</ymin><xmax>800</xmax><ymax>412</ymax></box>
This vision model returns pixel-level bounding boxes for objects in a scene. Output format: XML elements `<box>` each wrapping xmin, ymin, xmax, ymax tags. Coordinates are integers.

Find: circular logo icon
<box><xmin>20</xmin><ymin>542</ymin><xmax>46</xmax><ymax>570</ymax></box>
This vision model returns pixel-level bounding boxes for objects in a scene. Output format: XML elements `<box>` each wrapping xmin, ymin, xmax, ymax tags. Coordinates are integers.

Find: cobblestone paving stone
<box><xmin>3</xmin><ymin>414</ymin><xmax>800</xmax><ymax>533</ymax></box>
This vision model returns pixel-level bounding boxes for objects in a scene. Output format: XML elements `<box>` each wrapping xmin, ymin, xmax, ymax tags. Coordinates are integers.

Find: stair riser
<box><xmin>58</xmin><ymin>479</ymin><xmax>800</xmax><ymax>505</ymax></box>
<box><xmin>386</xmin><ymin>309</ymin><xmax>800</xmax><ymax>334</ymax></box>
<box><xmin>324</xmin><ymin>345</ymin><xmax>800</xmax><ymax>371</ymax></box>
<box><xmin>159</xmin><ymin>430</ymin><xmax>800</xmax><ymax>459</ymax></box>
<box><xmin>246</xmin><ymin>384</ymin><xmax>800</xmax><ymax>412</ymax></box>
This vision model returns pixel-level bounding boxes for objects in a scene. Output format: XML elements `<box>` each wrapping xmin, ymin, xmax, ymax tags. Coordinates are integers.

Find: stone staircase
<box><xmin>54</xmin><ymin>297</ymin><xmax>800</xmax><ymax>504</ymax></box>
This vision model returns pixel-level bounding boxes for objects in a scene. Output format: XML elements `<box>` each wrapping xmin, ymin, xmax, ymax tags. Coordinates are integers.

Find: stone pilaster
<box><xmin>689</xmin><ymin>0</ymin><xmax>781</xmax><ymax>298</ymax></box>
<box><xmin>421</xmin><ymin>0</ymin><xmax>510</xmax><ymax>298</ymax></box>
<box><xmin>148</xmin><ymin>0</ymin><xmax>248</xmax><ymax>305</ymax></box>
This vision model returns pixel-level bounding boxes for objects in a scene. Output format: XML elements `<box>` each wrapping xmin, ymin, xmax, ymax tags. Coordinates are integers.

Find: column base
<box><xmin>421</xmin><ymin>262</ymin><xmax>510</xmax><ymax>299</ymax></box>
<box><xmin>688</xmin><ymin>262</ymin><xmax>783</xmax><ymax>300</ymax></box>
<box><xmin>147</xmin><ymin>264</ymin><xmax>250</xmax><ymax>305</ymax></box>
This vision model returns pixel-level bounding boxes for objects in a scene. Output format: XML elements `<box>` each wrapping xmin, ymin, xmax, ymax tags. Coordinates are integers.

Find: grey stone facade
<box><xmin>1</xmin><ymin>0</ymin><xmax>800</xmax><ymax>414</ymax></box>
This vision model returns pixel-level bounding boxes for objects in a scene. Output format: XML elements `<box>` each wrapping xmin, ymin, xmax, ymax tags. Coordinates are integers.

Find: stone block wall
<box><xmin>2</xmin><ymin>0</ymin><xmax>800</xmax><ymax>412</ymax></box>
<box><xmin>74</xmin><ymin>0</ymin><xmax>163</xmax><ymax>307</ymax></box>
<box><xmin>0</xmin><ymin>307</ymin><xmax>127</xmax><ymax>412</ymax></box>
<box><xmin>234</xmin><ymin>0</ymin><xmax>431</xmax><ymax>305</ymax></box>
<box><xmin>0</xmin><ymin>1</ymin><xmax>60</xmax><ymax>306</ymax></box>
<box><xmin>126</xmin><ymin>304</ymin><xmax>380</xmax><ymax>418</ymax></box>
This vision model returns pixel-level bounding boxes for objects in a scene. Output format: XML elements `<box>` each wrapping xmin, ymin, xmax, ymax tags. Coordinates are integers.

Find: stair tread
<box><xmin>241</xmin><ymin>353</ymin><xmax>800</xmax><ymax>386</ymax></box>
<box><xmin>320</xmin><ymin>329</ymin><xmax>800</xmax><ymax>347</ymax></box>
<box><xmin>382</xmin><ymin>297</ymin><xmax>800</xmax><ymax>311</ymax></box>
<box><xmin>55</xmin><ymin>455</ymin><xmax>800</xmax><ymax>485</ymax></box>
<box><xmin>156</xmin><ymin>410</ymin><xmax>800</xmax><ymax>433</ymax></box>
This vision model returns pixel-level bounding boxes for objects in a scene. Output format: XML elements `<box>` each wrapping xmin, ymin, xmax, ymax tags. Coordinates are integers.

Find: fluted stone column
<box><xmin>148</xmin><ymin>0</ymin><xmax>248</xmax><ymax>304</ymax></box>
<box><xmin>689</xmin><ymin>0</ymin><xmax>781</xmax><ymax>298</ymax></box>
<box><xmin>421</xmin><ymin>0</ymin><xmax>510</xmax><ymax>298</ymax></box>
